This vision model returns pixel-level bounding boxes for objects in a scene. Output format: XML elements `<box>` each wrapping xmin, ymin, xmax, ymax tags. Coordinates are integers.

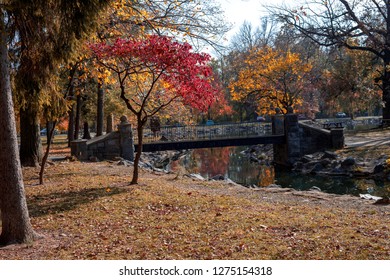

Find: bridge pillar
<box><xmin>118</xmin><ymin>116</ymin><xmax>134</xmax><ymax>161</ymax></box>
<box><xmin>273</xmin><ymin>113</ymin><xmax>301</xmax><ymax>167</ymax></box>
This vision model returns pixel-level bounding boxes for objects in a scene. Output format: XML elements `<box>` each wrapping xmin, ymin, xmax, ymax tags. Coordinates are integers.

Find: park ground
<box><xmin>0</xmin><ymin>131</ymin><xmax>390</xmax><ymax>260</ymax></box>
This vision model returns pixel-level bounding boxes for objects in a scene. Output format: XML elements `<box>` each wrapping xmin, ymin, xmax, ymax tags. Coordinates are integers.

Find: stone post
<box><xmin>272</xmin><ymin>111</ymin><xmax>284</xmax><ymax>135</ymax></box>
<box><xmin>273</xmin><ymin>112</ymin><xmax>301</xmax><ymax>167</ymax></box>
<box><xmin>330</xmin><ymin>128</ymin><xmax>344</xmax><ymax>149</ymax></box>
<box><xmin>284</xmin><ymin>113</ymin><xmax>301</xmax><ymax>166</ymax></box>
<box><xmin>70</xmin><ymin>139</ymin><xmax>88</xmax><ymax>160</ymax></box>
<box><xmin>118</xmin><ymin>116</ymin><xmax>134</xmax><ymax>161</ymax></box>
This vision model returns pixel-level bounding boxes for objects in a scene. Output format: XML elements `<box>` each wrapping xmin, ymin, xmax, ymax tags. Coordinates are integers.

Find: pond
<box><xmin>167</xmin><ymin>146</ymin><xmax>390</xmax><ymax>198</ymax></box>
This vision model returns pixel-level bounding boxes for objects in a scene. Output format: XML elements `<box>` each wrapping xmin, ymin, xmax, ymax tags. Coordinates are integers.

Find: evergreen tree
<box><xmin>0</xmin><ymin>0</ymin><xmax>110</xmax><ymax>245</ymax></box>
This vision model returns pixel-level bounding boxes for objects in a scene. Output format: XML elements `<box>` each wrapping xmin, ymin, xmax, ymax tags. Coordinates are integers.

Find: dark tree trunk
<box><xmin>384</xmin><ymin>6</ymin><xmax>390</xmax><ymax>125</ymax></box>
<box><xmin>382</xmin><ymin>52</ymin><xmax>390</xmax><ymax>125</ymax></box>
<box><xmin>19</xmin><ymin>107</ymin><xmax>43</xmax><ymax>167</ymax></box>
<box><xmin>131</xmin><ymin>117</ymin><xmax>145</xmax><ymax>185</ymax></box>
<box><xmin>96</xmin><ymin>81</ymin><xmax>105</xmax><ymax>136</ymax></box>
<box><xmin>67</xmin><ymin>103</ymin><xmax>75</xmax><ymax>147</ymax></box>
<box><xmin>46</xmin><ymin>121</ymin><xmax>54</xmax><ymax>144</ymax></box>
<box><xmin>39</xmin><ymin>120</ymin><xmax>57</xmax><ymax>185</ymax></box>
<box><xmin>74</xmin><ymin>94</ymin><xmax>82</xmax><ymax>140</ymax></box>
<box><xmin>82</xmin><ymin>121</ymin><xmax>91</xmax><ymax>139</ymax></box>
<box><xmin>106</xmin><ymin>113</ymin><xmax>113</xmax><ymax>133</ymax></box>
<box><xmin>0</xmin><ymin>14</ymin><xmax>39</xmax><ymax>245</ymax></box>
<box><xmin>382</xmin><ymin>84</ymin><xmax>390</xmax><ymax>125</ymax></box>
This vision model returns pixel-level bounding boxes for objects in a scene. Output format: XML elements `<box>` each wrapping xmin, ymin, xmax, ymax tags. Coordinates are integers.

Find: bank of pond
<box><xmin>158</xmin><ymin>146</ymin><xmax>390</xmax><ymax>198</ymax></box>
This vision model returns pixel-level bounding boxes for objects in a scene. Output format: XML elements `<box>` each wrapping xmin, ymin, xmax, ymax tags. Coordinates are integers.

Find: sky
<box><xmin>216</xmin><ymin>0</ymin><xmax>288</xmax><ymax>40</ymax></box>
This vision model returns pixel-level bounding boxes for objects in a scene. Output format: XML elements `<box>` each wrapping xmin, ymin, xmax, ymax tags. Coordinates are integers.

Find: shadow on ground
<box><xmin>27</xmin><ymin>186</ymin><xmax>127</xmax><ymax>218</ymax></box>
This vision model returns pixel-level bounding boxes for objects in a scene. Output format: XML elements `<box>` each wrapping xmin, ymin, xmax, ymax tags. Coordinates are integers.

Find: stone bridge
<box><xmin>71</xmin><ymin>114</ymin><xmax>344</xmax><ymax>167</ymax></box>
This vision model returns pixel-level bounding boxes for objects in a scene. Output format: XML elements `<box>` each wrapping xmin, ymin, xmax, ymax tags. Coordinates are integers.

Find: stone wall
<box><xmin>299</xmin><ymin>121</ymin><xmax>344</xmax><ymax>154</ymax></box>
<box><xmin>273</xmin><ymin>115</ymin><xmax>345</xmax><ymax>167</ymax></box>
<box><xmin>71</xmin><ymin>116</ymin><xmax>134</xmax><ymax>161</ymax></box>
<box><xmin>84</xmin><ymin>132</ymin><xmax>121</xmax><ymax>160</ymax></box>
<box><xmin>299</xmin><ymin>122</ymin><xmax>332</xmax><ymax>155</ymax></box>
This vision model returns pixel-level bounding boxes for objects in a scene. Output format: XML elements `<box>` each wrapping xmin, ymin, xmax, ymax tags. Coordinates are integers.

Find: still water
<box><xmin>168</xmin><ymin>146</ymin><xmax>390</xmax><ymax>197</ymax></box>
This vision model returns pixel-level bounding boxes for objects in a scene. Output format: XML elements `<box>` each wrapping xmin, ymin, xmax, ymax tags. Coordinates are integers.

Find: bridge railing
<box><xmin>133</xmin><ymin>121</ymin><xmax>275</xmax><ymax>144</ymax></box>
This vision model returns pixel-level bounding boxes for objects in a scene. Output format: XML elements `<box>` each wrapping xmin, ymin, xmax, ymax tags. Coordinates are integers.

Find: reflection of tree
<box><xmin>228</xmin><ymin>151</ymin><xmax>258</xmax><ymax>185</ymax></box>
<box><xmin>192</xmin><ymin>147</ymin><xmax>232</xmax><ymax>178</ymax></box>
<box><xmin>257</xmin><ymin>166</ymin><xmax>274</xmax><ymax>187</ymax></box>
<box><xmin>170</xmin><ymin>147</ymin><xmax>276</xmax><ymax>187</ymax></box>
<box><xmin>169</xmin><ymin>150</ymin><xmax>201</xmax><ymax>175</ymax></box>
<box><xmin>228</xmin><ymin>148</ymin><xmax>275</xmax><ymax>187</ymax></box>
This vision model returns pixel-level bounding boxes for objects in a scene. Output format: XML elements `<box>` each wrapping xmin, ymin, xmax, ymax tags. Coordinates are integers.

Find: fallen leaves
<box><xmin>1</xmin><ymin>159</ymin><xmax>389</xmax><ymax>260</ymax></box>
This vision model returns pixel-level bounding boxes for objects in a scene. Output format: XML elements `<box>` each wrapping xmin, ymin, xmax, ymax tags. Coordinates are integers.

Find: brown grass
<box><xmin>1</xmin><ymin>162</ymin><xmax>389</xmax><ymax>259</ymax></box>
<box><xmin>1</xmin><ymin>134</ymin><xmax>389</xmax><ymax>260</ymax></box>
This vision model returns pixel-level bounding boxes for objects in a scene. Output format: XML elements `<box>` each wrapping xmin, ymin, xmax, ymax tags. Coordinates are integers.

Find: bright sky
<box><xmin>217</xmin><ymin>0</ymin><xmax>288</xmax><ymax>40</ymax></box>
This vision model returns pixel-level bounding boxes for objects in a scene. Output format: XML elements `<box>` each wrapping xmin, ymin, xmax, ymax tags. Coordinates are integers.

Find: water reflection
<box><xmin>168</xmin><ymin>146</ymin><xmax>390</xmax><ymax>197</ymax></box>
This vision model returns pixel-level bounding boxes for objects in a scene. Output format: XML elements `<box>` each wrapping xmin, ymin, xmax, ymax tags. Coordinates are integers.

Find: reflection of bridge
<box><xmin>134</xmin><ymin>122</ymin><xmax>285</xmax><ymax>152</ymax></box>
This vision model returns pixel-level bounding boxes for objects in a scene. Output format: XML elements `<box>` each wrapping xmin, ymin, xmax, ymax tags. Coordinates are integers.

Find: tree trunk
<box><xmin>0</xmin><ymin>14</ymin><xmax>39</xmax><ymax>245</ymax></box>
<box><xmin>67</xmin><ymin>103</ymin><xmax>75</xmax><ymax>147</ymax></box>
<box><xmin>96</xmin><ymin>81</ymin><xmax>105</xmax><ymax>136</ymax></box>
<box><xmin>384</xmin><ymin>5</ymin><xmax>390</xmax><ymax>125</ymax></box>
<box><xmin>19</xmin><ymin>107</ymin><xmax>43</xmax><ymax>167</ymax></box>
<box><xmin>74</xmin><ymin>94</ymin><xmax>82</xmax><ymax>140</ymax></box>
<box><xmin>131</xmin><ymin>118</ymin><xmax>144</xmax><ymax>185</ymax></box>
<box><xmin>82</xmin><ymin>121</ymin><xmax>91</xmax><ymax>139</ymax></box>
<box><xmin>106</xmin><ymin>113</ymin><xmax>113</xmax><ymax>133</ymax></box>
<box><xmin>382</xmin><ymin>55</ymin><xmax>390</xmax><ymax>125</ymax></box>
<box><xmin>46</xmin><ymin>120</ymin><xmax>54</xmax><ymax>144</ymax></box>
<box><xmin>39</xmin><ymin>120</ymin><xmax>57</xmax><ymax>185</ymax></box>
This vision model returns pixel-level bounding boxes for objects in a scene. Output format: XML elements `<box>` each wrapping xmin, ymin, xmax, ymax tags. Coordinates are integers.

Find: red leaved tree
<box><xmin>91</xmin><ymin>35</ymin><xmax>217</xmax><ymax>184</ymax></box>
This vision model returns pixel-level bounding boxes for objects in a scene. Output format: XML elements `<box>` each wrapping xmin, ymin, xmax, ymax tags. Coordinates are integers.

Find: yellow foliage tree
<box><xmin>229</xmin><ymin>47</ymin><xmax>312</xmax><ymax>115</ymax></box>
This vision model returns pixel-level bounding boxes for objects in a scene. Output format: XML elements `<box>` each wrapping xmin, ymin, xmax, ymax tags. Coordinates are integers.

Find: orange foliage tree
<box><xmin>229</xmin><ymin>47</ymin><xmax>312</xmax><ymax>115</ymax></box>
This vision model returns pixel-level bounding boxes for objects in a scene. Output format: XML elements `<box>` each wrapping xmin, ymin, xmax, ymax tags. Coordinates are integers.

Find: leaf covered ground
<box><xmin>1</xmin><ymin>148</ymin><xmax>389</xmax><ymax>260</ymax></box>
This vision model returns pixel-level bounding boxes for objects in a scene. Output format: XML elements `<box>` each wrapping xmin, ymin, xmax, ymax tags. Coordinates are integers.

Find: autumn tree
<box><xmin>215</xmin><ymin>20</ymin><xmax>280</xmax><ymax>122</ymax></box>
<box><xmin>107</xmin><ymin>0</ymin><xmax>229</xmax><ymax>51</ymax></box>
<box><xmin>320</xmin><ymin>46</ymin><xmax>382</xmax><ymax>118</ymax></box>
<box><xmin>229</xmin><ymin>47</ymin><xmax>313</xmax><ymax>115</ymax></box>
<box><xmin>7</xmin><ymin>0</ymin><xmax>110</xmax><ymax>166</ymax></box>
<box><xmin>65</xmin><ymin>0</ymin><xmax>228</xmax><ymax>138</ymax></box>
<box><xmin>0</xmin><ymin>10</ymin><xmax>40</xmax><ymax>245</ymax></box>
<box><xmin>272</xmin><ymin>0</ymin><xmax>390</xmax><ymax>123</ymax></box>
<box><xmin>0</xmin><ymin>0</ymin><xmax>109</xmax><ymax>245</ymax></box>
<box><xmin>91</xmin><ymin>35</ymin><xmax>217</xmax><ymax>184</ymax></box>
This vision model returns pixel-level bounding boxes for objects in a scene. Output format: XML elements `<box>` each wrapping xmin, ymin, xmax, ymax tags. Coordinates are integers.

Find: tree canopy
<box><xmin>229</xmin><ymin>47</ymin><xmax>313</xmax><ymax>115</ymax></box>
<box><xmin>91</xmin><ymin>34</ymin><xmax>218</xmax><ymax>184</ymax></box>
<box><xmin>271</xmin><ymin>0</ymin><xmax>390</xmax><ymax>121</ymax></box>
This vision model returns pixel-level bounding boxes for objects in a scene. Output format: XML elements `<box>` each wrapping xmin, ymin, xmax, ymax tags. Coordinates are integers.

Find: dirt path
<box><xmin>345</xmin><ymin>130</ymin><xmax>390</xmax><ymax>148</ymax></box>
